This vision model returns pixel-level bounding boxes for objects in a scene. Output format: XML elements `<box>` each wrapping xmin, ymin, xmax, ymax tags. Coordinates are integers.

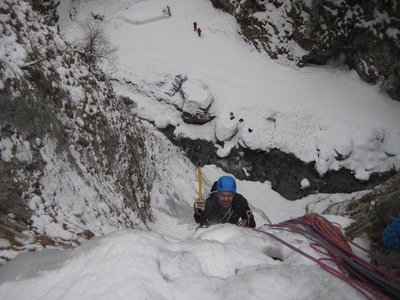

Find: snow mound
<box><xmin>215</xmin><ymin>112</ymin><xmax>239</xmax><ymax>143</ymax></box>
<box><xmin>315</xmin><ymin>123</ymin><xmax>400</xmax><ymax>180</ymax></box>
<box><xmin>0</xmin><ymin>226</ymin><xmax>362</xmax><ymax>300</ymax></box>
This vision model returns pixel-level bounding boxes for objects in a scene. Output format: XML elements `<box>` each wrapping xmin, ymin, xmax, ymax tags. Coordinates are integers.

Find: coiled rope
<box><xmin>254</xmin><ymin>213</ymin><xmax>400</xmax><ymax>300</ymax></box>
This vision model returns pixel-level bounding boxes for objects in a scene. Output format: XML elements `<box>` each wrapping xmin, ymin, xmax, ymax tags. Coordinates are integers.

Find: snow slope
<box><xmin>0</xmin><ymin>0</ymin><xmax>398</xmax><ymax>299</ymax></box>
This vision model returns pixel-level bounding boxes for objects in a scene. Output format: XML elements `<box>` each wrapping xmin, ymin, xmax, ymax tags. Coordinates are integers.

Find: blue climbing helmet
<box><xmin>217</xmin><ymin>176</ymin><xmax>236</xmax><ymax>194</ymax></box>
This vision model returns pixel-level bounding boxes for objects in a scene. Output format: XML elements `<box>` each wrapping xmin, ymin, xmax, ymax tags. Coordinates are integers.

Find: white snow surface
<box><xmin>0</xmin><ymin>0</ymin><xmax>399</xmax><ymax>299</ymax></box>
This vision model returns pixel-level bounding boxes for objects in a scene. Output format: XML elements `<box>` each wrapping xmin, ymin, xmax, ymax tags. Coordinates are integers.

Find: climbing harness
<box><xmin>217</xmin><ymin>205</ymin><xmax>234</xmax><ymax>224</ymax></box>
<box><xmin>254</xmin><ymin>213</ymin><xmax>400</xmax><ymax>300</ymax></box>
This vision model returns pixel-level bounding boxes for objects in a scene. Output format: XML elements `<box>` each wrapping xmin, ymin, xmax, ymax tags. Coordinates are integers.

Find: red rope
<box><xmin>252</xmin><ymin>227</ymin><xmax>386</xmax><ymax>300</ymax></box>
<box><xmin>253</xmin><ymin>213</ymin><xmax>398</xmax><ymax>300</ymax></box>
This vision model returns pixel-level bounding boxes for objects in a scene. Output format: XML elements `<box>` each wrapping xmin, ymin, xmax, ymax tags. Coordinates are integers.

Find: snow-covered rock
<box><xmin>239</xmin><ymin>127</ymin><xmax>263</xmax><ymax>150</ymax></box>
<box><xmin>300</xmin><ymin>178</ymin><xmax>310</xmax><ymax>190</ymax></box>
<box><xmin>215</xmin><ymin>112</ymin><xmax>239</xmax><ymax>143</ymax></box>
<box><xmin>181</xmin><ymin>80</ymin><xmax>215</xmax><ymax>124</ymax></box>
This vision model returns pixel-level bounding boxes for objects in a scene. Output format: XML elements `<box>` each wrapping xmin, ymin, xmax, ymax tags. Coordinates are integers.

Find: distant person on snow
<box><xmin>193</xmin><ymin>21</ymin><xmax>197</xmax><ymax>31</ymax></box>
<box><xmin>194</xmin><ymin>176</ymin><xmax>256</xmax><ymax>228</ymax></box>
<box><xmin>197</xmin><ymin>27</ymin><xmax>201</xmax><ymax>37</ymax></box>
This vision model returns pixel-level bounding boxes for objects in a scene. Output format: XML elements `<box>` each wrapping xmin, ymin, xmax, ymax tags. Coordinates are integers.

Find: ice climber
<box><xmin>194</xmin><ymin>176</ymin><xmax>256</xmax><ymax>228</ymax></box>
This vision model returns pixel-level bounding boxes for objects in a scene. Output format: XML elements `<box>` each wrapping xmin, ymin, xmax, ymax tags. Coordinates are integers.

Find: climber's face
<box><xmin>219</xmin><ymin>191</ymin><xmax>234</xmax><ymax>208</ymax></box>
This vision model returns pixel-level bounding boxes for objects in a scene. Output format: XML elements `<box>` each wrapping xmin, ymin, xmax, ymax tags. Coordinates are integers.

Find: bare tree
<box><xmin>77</xmin><ymin>20</ymin><xmax>118</xmax><ymax>70</ymax></box>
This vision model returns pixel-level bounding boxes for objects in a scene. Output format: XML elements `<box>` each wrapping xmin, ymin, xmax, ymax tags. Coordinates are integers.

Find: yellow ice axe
<box><xmin>197</xmin><ymin>161</ymin><xmax>203</xmax><ymax>200</ymax></box>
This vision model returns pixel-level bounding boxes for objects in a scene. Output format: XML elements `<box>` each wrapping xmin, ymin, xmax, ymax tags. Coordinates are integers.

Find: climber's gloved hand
<box><xmin>194</xmin><ymin>199</ymin><xmax>205</xmax><ymax>215</ymax></box>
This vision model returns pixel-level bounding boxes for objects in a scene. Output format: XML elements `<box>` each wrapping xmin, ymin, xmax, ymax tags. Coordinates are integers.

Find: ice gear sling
<box><xmin>253</xmin><ymin>213</ymin><xmax>400</xmax><ymax>300</ymax></box>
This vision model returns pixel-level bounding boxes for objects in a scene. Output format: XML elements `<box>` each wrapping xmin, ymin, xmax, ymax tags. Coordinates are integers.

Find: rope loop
<box><xmin>255</xmin><ymin>213</ymin><xmax>399</xmax><ymax>299</ymax></box>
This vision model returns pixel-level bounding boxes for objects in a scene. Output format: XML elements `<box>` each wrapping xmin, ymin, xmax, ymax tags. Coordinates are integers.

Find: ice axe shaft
<box><xmin>197</xmin><ymin>161</ymin><xmax>203</xmax><ymax>200</ymax></box>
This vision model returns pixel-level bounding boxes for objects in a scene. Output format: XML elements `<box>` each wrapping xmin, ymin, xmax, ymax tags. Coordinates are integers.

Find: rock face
<box><xmin>324</xmin><ymin>172</ymin><xmax>400</xmax><ymax>275</ymax></box>
<box><xmin>0</xmin><ymin>1</ymin><xmax>156</xmax><ymax>263</ymax></box>
<box><xmin>211</xmin><ymin>0</ymin><xmax>400</xmax><ymax>101</ymax></box>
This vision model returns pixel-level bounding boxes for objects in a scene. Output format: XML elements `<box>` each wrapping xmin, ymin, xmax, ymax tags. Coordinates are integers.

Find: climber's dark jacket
<box><xmin>194</xmin><ymin>191</ymin><xmax>256</xmax><ymax>228</ymax></box>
